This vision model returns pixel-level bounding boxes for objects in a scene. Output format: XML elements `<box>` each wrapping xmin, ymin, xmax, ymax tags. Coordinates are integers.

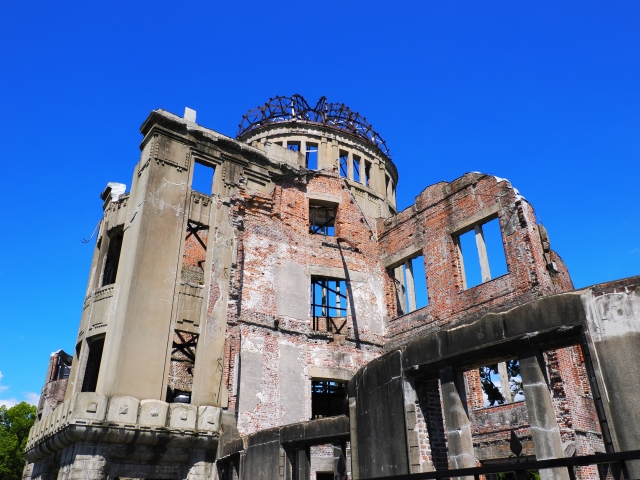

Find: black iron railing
<box><xmin>361</xmin><ymin>449</ymin><xmax>640</xmax><ymax>480</ymax></box>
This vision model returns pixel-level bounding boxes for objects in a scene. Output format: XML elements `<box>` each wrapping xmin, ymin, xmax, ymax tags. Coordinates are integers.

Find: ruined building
<box><xmin>24</xmin><ymin>96</ymin><xmax>640</xmax><ymax>480</ymax></box>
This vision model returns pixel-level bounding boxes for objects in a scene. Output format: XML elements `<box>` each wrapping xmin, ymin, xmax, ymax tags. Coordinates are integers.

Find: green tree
<box><xmin>0</xmin><ymin>402</ymin><xmax>37</xmax><ymax>480</ymax></box>
<box><xmin>479</xmin><ymin>360</ymin><xmax>523</xmax><ymax>406</ymax></box>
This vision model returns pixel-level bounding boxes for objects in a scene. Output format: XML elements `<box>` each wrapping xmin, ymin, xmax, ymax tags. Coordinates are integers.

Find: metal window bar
<box><xmin>311</xmin><ymin>278</ymin><xmax>347</xmax><ymax>333</ymax></box>
<box><xmin>309</xmin><ymin>205</ymin><xmax>335</xmax><ymax>236</ymax></box>
<box><xmin>339</xmin><ymin>154</ymin><xmax>349</xmax><ymax>178</ymax></box>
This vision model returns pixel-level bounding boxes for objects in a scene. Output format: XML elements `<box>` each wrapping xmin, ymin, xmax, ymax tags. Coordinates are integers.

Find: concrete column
<box><xmin>334</xmin><ymin>442</ymin><xmax>347</xmax><ymax>480</ymax></box>
<box><xmin>518</xmin><ymin>349</ymin><xmax>569</xmax><ymax>480</ymax></box>
<box><xmin>497</xmin><ymin>362</ymin><xmax>513</xmax><ymax>403</ymax></box>
<box><xmin>297</xmin><ymin>447</ymin><xmax>310</xmax><ymax>480</ymax></box>
<box><xmin>454</xmin><ymin>236</ymin><xmax>468</xmax><ymax>290</ymax></box>
<box><xmin>405</xmin><ymin>259</ymin><xmax>417</xmax><ymax>312</ymax></box>
<box><xmin>347</xmin><ymin>152</ymin><xmax>354</xmax><ymax>180</ymax></box>
<box><xmin>348</xmin><ymin>397</ymin><xmax>360</xmax><ymax>480</ymax></box>
<box><xmin>474</xmin><ymin>224</ymin><xmax>491</xmax><ymax>283</ymax></box>
<box><xmin>394</xmin><ymin>266</ymin><xmax>407</xmax><ymax>315</ymax></box>
<box><xmin>439</xmin><ymin>367</ymin><xmax>475</xmax><ymax>480</ymax></box>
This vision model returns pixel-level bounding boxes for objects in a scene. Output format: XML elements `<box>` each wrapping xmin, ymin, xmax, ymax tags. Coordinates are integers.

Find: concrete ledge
<box><xmin>305</xmin><ymin>191</ymin><xmax>342</xmax><ymax>205</ymax></box>
<box><xmin>25</xmin><ymin>393</ymin><xmax>222</xmax><ymax>462</ymax></box>
<box><xmin>307</xmin><ymin>366</ymin><xmax>354</xmax><ymax>382</ymax></box>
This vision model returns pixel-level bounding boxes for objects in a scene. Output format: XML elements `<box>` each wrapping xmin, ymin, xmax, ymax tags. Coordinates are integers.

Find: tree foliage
<box><xmin>0</xmin><ymin>402</ymin><xmax>37</xmax><ymax>480</ymax></box>
<box><xmin>479</xmin><ymin>360</ymin><xmax>523</xmax><ymax>406</ymax></box>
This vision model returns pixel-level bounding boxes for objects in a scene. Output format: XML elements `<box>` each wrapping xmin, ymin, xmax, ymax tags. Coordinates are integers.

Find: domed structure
<box><xmin>238</xmin><ymin>95</ymin><xmax>398</xmax><ymax>216</ymax></box>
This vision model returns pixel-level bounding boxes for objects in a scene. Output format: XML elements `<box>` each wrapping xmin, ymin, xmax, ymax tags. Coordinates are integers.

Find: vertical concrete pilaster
<box><xmin>439</xmin><ymin>367</ymin><xmax>475</xmax><ymax>480</ymax></box>
<box><xmin>348</xmin><ymin>397</ymin><xmax>360</xmax><ymax>480</ymax></box>
<box><xmin>474</xmin><ymin>224</ymin><xmax>491</xmax><ymax>283</ymax></box>
<box><xmin>297</xmin><ymin>447</ymin><xmax>310</xmax><ymax>480</ymax></box>
<box><xmin>405</xmin><ymin>259</ymin><xmax>417</xmax><ymax>312</ymax></box>
<box><xmin>518</xmin><ymin>349</ymin><xmax>569</xmax><ymax>480</ymax></box>
<box><xmin>497</xmin><ymin>362</ymin><xmax>513</xmax><ymax>403</ymax></box>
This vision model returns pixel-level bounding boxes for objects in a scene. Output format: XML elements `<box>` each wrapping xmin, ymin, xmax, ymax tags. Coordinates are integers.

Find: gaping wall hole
<box><xmin>311</xmin><ymin>380</ymin><xmax>347</xmax><ymax>419</ymax></box>
<box><xmin>479</xmin><ymin>359</ymin><xmax>523</xmax><ymax>407</ymax></box>
<box><xmin>192</xmin><ymin>161</ymin><xmax>215</xmax><ymax>195</ymax></box>
<box><xmin>309</xmin><ymin>202</ymin><xmax>336</xmax><ymax>236</ymax></box>
<box><xmin>306</xmin><ymin>143</ymin><xmax>318</xmax><ymax>170</ymax></box>
<box><xmin>456</xmin><ymin>217</ymin><xmax>508</xmax><ymax>289</ymax></box>
<box><xmin>81</xmin><ymin>337</ymin><xmax>105</xmax><ymax>393</ymax></box>
<box><xmin>353</xmin><ymin>155</ymin><xmax>361</xmax><ymax>183</ymax></box>
<box><xmin>102</xmin><ymin>229</ymin><xmax>123</xmax><ymax>287</ymax></box>
<box><xmin>167</xmin><ymin>331</ymin><xmax>199</xmax><ymax>404</ymax></box>
<box><xmin>311</xmin><ymin>277</ymin><xmax>347</xmax><ymax>333</ymax></box>
<box><xmin>364</xmin><ymin>161</ymin><xmax>371</xmax><ymax>187</ymax></box>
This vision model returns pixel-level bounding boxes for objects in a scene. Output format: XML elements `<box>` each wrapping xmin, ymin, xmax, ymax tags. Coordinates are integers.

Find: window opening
<box><xmin>311</xmin><ymin>277</ymin><xmax>347</xmax><ymax>333</ymax></box>
<box><xmin>182</xmin><ymin>221</ymin><xmax>208</xmax><ymax>285</ymax></box>
<box><xmin>102</xmin><ymin>230</ymin><xmax>123</xmax><ymax>287</ymax></box>
<box><xmin>311</xmin><ymin>380</ymin><xmax>347</xmax><ymax>419</ymax></box>
<box><xmin>403</xmin><ymin>256</ymin><xmax>428</xmax><ymax>312</ymax></box>
<box><xmin>191</xmin><ymin>161</ymin><xmax>215</xmax><ymax>195</ymax></box>
<box><xmin>81</xmin><ymin>337</ymin><xmax>105</xmax><ymax>393</ymax></box>
<box><xmin>479</xmin><ymin>359</ymin><xmax>523</xmax><ymax>407</ymax></box>
<box><xmin>309</xmin><ymin>203</ymin><xmax>336</xmax><ymax>236</ymax></box>
<box><xmin>364</xmin><ymin>161</ymin><xmax>371</xmax><ymax>187</ymax></box>
<box><xmin>287</xmin><ymin>141</ymin><xmax>301</xmax><ymax>152</ymax></box>
<box><xmin>353</xmin><ymin>155</ymin><xmax>361</xmax><ymax>183</ymax></box>
<box><xmin>339</xmin><ymin>151</ymin><xmax>349</xmax><ymax>178</ymax></box>
<box><xmin>167</xmin><ymin>331</ymin><xmax>199</xmax><ymax>404</ymax></box>
<box><xmin>385</xmin><ymin>174</ymin><xmax>391</xmax><ymax>198</ymax></box>
<box><xmin>53</xmin><ymin>352</ymin><xmax>72</xmax><ymax>381</ymax></box>
<box><xmin>456</xmin><ymin>217</ymin><xmax>508</xmax><ymax>289</ymax></box>
<box><xmin>305</xmin><ymin>143</ymin><xmax>318</xmax><ymax>170</ymax></box>
<box><xmin>316</xmin><ymin>474</ymin><xmax>334</xmax><ymax>480</ymax></box>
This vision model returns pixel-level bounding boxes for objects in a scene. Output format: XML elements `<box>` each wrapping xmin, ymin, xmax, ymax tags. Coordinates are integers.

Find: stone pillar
<box><xmin>405</xmin><ymin>259</ymin><xmax>417</xmax><ymax>312</ymax></box>
<box><xmin>518</xmin><ymin>349</ymin><xmax>569</xmax><ymax>480</ymax></box>
<box><xmin>439</xmin><ymin>367</ymin><xmax>475</xmax><ymax>480</ymax></box>
<box><xmin>497</xmin><ymin>362</ymin><xmax>513</xmax><ymax>403</ymax></box>
<box><xmin>474</xmin><ymin>224</ymin><xmax>491</xmax><ymax>282</ymax></box>
<box><xmin>348</xmin><ymin>396</ymin><xmax>360</xmax><ymax>480</ymax></box>
<box><xmin>297</xmin><ymin>447</ymin><xmax>310</xmax><ymax>480</ymax></box>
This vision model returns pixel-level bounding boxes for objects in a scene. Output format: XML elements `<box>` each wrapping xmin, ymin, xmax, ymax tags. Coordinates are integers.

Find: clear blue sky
<box><xmin>1</xmin><ymin>1</ymin><xmax>638</xmax><ymax>406</ymax></box>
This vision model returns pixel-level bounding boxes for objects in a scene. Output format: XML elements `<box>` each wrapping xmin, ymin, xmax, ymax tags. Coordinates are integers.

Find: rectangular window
<box><xmin>309</xmin><ymin>202</ymin><xmax>336</xmax><ymax>236</ymax></box>
<box><xmin>192</xmin><ymin>161</ymin><xmax>215</xmax><ymax>195</ymax></box>
<box><xmin>81</xmin><ymin>337</ymin><xmax>105</xmax><ymax>393</ymax></box>
<box><xmin>364</xmin><ymin>161</ymin><xmax>371</xmax><ymax>187</ymax></box>
<box><xmin>385</xmin><ymin>174</ymin><xmax>391</xmax><ymax>198</ymax></box>
<box><xmin>167</xmin><ymin>331</ymin><xmax>199</xmax><ymax>404</ymax></box>
<box><xmin>455</xmin><ymin>217</ymin><xmax>508</xmax><ymax>289</ymax></box>
<box><xmin>391</xmin><ymin>255</ymin><xmax>429</xmax><ymax>315</ymax></box>
<box><xmin>305</xmin><ymin>143</ymin><xmax>318</xmax><ymax>170</ymax></box>
<box><xmin>311</xmin><ymin>380</ymin><xmax>347</xmax><ymax>419</ymax></box>
<box><xmin>339</xmin><ymin>151</ymin><xmax>349</xmax><ymax>178</ymax></box>
<box><xmin>478</xmin><ymin>359</ymin><xmax>523</xmax><ymax>407</ymax></box>
<box><xmin>102</xmin><ymin>229</ymin><xmax>123</xmax><ymax>287</ymax></box>
<box><xmin>353</xmin><ymin>155</ymin><xmax>361</xmax><ymax>183</ymax></box>
<box><xmin>311</xmin><ymin>277</ymin><xmax>347</xmax><ymax>333</ymax></box>
<box><xmin>287</xmin><ymin>141</ymin><xmax>301</xmax><ymax>152</ymax></box>
<box><xmin>182</xmin><ymin>221</ymin><xmax>208</xmax><ymax>285</ymax></box>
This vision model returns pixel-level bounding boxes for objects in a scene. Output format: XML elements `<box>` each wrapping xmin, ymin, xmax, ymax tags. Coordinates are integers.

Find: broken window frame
<box><xmin>167</xmin><ymin>330</ymin><xmax>199</xmax><ymax>404</ymax></box>
<box><xmin>309</xmin><ymin>202</ymin><xmax>336</xmax><ymax>236</ymax></box>
<box><xmin>305</xmin><ymin>142</ymin><xmax>318</xmax><ymax>170</ymax></box>
<box><xmin>453</xmin><ymin>215</ymin><xmax>508</xmax><ymax>290</ymax></box>
<box><xmin>182</xmin><ymin>221</ymin><xmax>208</xmax><ymax>285</ymax></box>
<box><xmin>311</xmin><ymin>380</ymin><xmax>347</xmax><ymax>419</ymax></box>
<box><xmin>389</xmin><ymin>253</ymin><xmax>428</xmax><ymax>316</ymax></box>
<box><xmin>311</xmin><ymin>277</ymin><xmax>347</xmax><ymax>334</ymax></box>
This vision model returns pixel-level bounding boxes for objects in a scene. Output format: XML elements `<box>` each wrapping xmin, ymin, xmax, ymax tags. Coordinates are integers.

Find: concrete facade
<box><xmin>24</xmin><ymin>96</ymin><xmax>640</xmax><ymax>480</ymax></box>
